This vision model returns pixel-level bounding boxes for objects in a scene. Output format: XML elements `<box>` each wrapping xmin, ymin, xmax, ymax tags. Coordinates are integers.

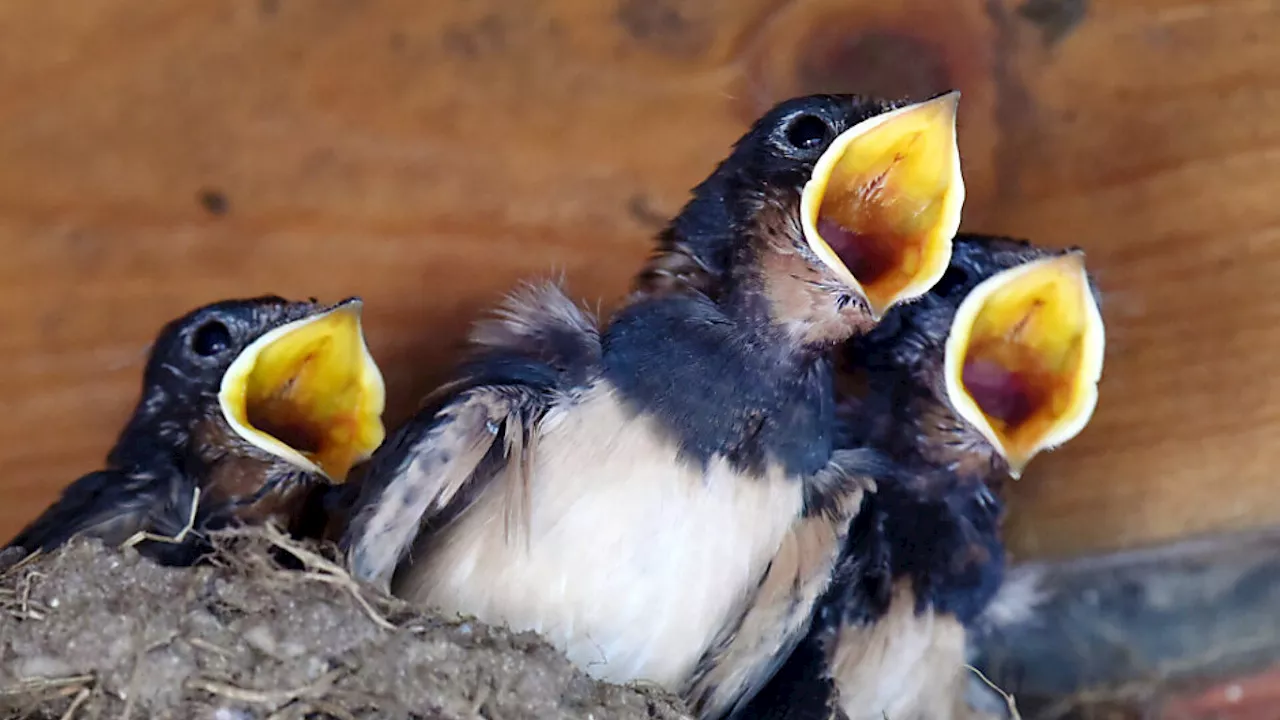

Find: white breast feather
<box><xmin>395</xmin><ymin>385</ymin><xmax>805</xmax><ymax>688</ymax></box>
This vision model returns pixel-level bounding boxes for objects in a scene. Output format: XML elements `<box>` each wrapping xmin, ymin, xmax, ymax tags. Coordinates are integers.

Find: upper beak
<box><xmin>800</xmin><ymin>91</ymin><xmax>965</xmax><ymax>319</ymax></box>
<box><xmin>943</xmin><ymin>252</ymin><xmax>1106</xmax><ymax>478</ymax></box>
<box><xmin>218</xmin><ymin>298</ymin><xmax>387</xmax><ymax>482</ymax></box>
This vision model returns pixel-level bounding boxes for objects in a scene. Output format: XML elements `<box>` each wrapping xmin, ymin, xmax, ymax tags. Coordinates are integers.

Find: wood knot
<box><xmin>796</xmin><ymin>29</ymin><xmax>952</xmax><ymax>102</ymax></box>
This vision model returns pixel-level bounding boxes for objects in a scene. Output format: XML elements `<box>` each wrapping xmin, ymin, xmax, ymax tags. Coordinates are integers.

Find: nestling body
<box><xmin>7</xmin><ymin>297</ymin><xmax>385</xmax><ymax>565</ymax></box>
<box><xmin>344</xmin><ymin>92</ymin><xmax>967</xmax><ymax>717</ymax></box>
<box><xmin>742</xmin><ymin>234</ymin><xmax>1106</xmax><ymax>720</ymax></box>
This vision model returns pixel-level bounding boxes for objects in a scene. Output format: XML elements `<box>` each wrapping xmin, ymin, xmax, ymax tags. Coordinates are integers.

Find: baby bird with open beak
<box><xmin>740</xmin><ymin>234</ymin><xmax>1106</xmax><ymax>720</ymax></box>
<box><xmin>341</xmin><ymin>92</ymin><xmax>964</xmax><ymax>718</ymax></box>
<box><xmin>6</xmin><ymin>297</ymin><xmax>386</xmax><ymax>565</ymax></box>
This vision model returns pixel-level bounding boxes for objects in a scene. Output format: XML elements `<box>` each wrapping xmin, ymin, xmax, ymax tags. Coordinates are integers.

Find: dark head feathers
<box><xmin>636</xmin><ymin>95</ymin><xmax>904</xmax><ymax>298</ymax></box>
<box><xmin>108</xmin><ymin>296</ymin><xmax>323</xmax><ymax>468</ymax></box>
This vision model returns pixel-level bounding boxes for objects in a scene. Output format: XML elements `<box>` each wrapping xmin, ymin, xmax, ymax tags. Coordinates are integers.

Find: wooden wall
<box><xmin>0</xmin><ymin>0</ymin><xmax>1275</xmax><ymax>560</ymax></box>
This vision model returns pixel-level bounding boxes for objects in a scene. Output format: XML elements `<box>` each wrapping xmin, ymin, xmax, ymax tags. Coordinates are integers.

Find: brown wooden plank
<box><xmin>0</xmin><ymin>0</ymin><xmax>1275</xmax><ymax>560</ymax></box>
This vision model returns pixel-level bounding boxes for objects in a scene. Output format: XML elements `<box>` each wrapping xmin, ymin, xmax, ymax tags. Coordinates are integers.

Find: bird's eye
<box><xmin>191</xmin><ymin>320</ymin><xmax>232</xmax><ymax>357</ymax></box>
<box><xmin>784</xmin><ymin>114</ymin><xmax>833</xmax><ymax>151</ymax></box>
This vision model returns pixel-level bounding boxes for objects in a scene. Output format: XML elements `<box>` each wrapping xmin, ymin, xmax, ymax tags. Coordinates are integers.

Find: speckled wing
<box><xmin>685</xmin><ymin>449</ymin><xmax>889</xmax><ymax>720</ymax></box>
<box><xmin>5</xmin><ymin>464</ymin><xmax>205</xmax><ymax>565</ymax></box>
<box><xmin>726</xmin><ymin>467</ymin><xmax>894</xmax><ymax>720</ymax></box>
<box><xmin>342</xmin><ymin>281</ymin><xmax>601</xmax><ymax>591</ymax></box>
<box><xmin>341</xmin><ymin>378</ymin><xmax>555</xmax><ymax>590</ymax></box>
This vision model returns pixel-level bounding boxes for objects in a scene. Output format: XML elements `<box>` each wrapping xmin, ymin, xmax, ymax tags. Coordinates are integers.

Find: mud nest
<box><xmin>0</xmin><ymin>528</ymin><xmax>690</xmax><ymax>720</ymax></box>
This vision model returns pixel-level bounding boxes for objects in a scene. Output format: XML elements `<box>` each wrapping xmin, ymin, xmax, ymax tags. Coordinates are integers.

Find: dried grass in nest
<box><xmin>0</xmin><ymin>526</ymin><xmax>689</xmax><ymax>720</ymax></box>
<box><xmin>966</xmin><ymin>665</ymin><xmax>1022</xmax><ymax>720</ymax></box>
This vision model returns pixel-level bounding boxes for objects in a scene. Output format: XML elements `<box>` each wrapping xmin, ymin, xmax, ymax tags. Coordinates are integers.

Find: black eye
<box><xmin>191</xmin><ymin>320</ymin><xmax>232</xmax><ymax>357</ymax></box>
<box><xmin>784</xmin><ymin>114</ymin><xmax>832</xmax><ymax>151</ymax></box>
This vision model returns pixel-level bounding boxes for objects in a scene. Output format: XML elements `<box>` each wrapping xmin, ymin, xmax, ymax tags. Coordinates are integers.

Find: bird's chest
<box><xmin>189</xmin><ymin>416</ymin><xmax>315</xmax><ymax>528</ymax></box>
<box><xmin>202</xmin><ymin>456</ymin><xmax>311</xmax><ymax>529</ymax></box>
<box><xmin>397</xmin><ymin>388</ymin><xmax>806</xmax><ymax>688</ymax></box>
<box><xmin>830</xmin><ymin>581</ymin><xmax>969</xmax><ymax>720</ymax></box>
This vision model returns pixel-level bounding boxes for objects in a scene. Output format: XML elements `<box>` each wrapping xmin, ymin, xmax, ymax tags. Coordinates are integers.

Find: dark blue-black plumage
<box><xmin>603</xmin><ymin>293</ymin><xmax>839</xmax><ymax>479</ymax></box>
<box><xmin>349</xmin><ymin>93</ymin><xmax>911</xmax><ymax>556</ymax></box>
<box><xmin>738</xmin><ymin>234</ymin><xmax>1065</xmax><ymax>720</ymax></box>
<box><xmin>342</xmin><ymin>93</ymin><xmax>939</xmax><ymax>720</ymax></box>
<box><xmin>7</xmin><ymin>297</ymin><xmax>334</xmax><ymax>565</ymax></box>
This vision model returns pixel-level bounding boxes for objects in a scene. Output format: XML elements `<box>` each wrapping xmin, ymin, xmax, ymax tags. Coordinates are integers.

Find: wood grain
<box><xmin>0</xmin><ymin>0</ymin><xmax>1275</xmax><ymax>559</ymax></box>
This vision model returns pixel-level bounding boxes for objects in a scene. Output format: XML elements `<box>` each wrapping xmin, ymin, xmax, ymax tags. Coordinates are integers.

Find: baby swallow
<box><xmin>739</xmin><ymin>234</ymin><xmax>1106</xmax><ymax>720</ymax></box>
<box><xmin>6</xmin><ymin>297</ymin><xmax>386</xmax><ymax>565</ymax></box>
<box><xmin>341</xmin><ymin>92</ymin><xmax>965</xmax><ymax>717</ymax></box>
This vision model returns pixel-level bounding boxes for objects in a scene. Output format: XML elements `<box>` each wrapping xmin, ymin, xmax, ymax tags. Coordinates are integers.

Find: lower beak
<box><xmin>801</xmin><ymin>91</ymin><xmax>965</xmax><ymax>319</ymax></box>
<box><xmin>218</xmin><ymin>299</ymin><xmax>386</xmax><ymax>482</ymax></box>
<box><xmin>943</xmin><ymin>253</ymin><xmax>1106</xmax><ymax>478</ymax></box>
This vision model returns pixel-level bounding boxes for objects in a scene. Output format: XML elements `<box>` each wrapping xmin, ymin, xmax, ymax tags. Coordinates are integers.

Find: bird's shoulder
<box><xmin>465</xmin><ymin>279</ymin><xmax>603</xmax><ymax>387</ymax></box>
<box><xmin>602</xmin><ymin>293</ymin><xmax>840</xmax><ymax>477</ymax></box>
<box><xmin>375</xmin><ymin>281</ymin><xmax>602</xmax><ymax>472</ymax></box>
<box><xmin>342</xmin><ymin>282</ymin><xmax>601</xmax><ymax>586</ymax></box>
<box><xmin>6</xmin><ymin>460</ymin><xmax>206</xmax><ymax>564</ymax></box>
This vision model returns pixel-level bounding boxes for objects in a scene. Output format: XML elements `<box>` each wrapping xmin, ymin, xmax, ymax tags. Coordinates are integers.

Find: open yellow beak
<box><xmin>944</xmin><ymin>253</ymin><xmax>1105</xmax><ymax>478</ymax></box>
<box><xmin>218</xmin><ymin>299</ymin><xmax>386</xmax><ymax>482</ymax></box>
<box><xmin>800</xmin><ymin>92</ymin><xmax>964</xmax><ymax>319</ymax></box>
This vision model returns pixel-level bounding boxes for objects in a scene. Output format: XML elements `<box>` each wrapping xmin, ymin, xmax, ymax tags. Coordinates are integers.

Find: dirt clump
<box><xmin>0</xmin><ymin>530</ymin><xmax>689</xmax><ymax>720</ymax></box>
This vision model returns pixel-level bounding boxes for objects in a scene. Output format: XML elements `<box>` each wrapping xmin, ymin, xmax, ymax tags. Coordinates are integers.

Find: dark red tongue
<box><xmin>816</xmin><ymin>217</ymin><xmax>899</xmax><ymax>286</ymax></box>
<box><xmin>247</xmin><ymin>399</ymin><xmax>325</xmax><ymax>454</ymax></box>
<box><xmin>247</xmin><ymin>371</ymin><xmax>326</xmax><ymax>455</ymax></box>
<box><xmin>962</xmin><ymin>358</ymin><xmax>1039</xmax><ymax>428</ymax></box>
